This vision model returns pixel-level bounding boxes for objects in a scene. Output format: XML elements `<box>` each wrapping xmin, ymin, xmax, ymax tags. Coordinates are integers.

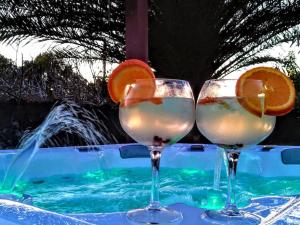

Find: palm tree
<box><xmin>0</xmin><ymin>0</ymin><xmax>300</xmax><ymax>90</ymax></box>
<box><xmin>149</xmin><ymin>0</ymin><xmax>300</xmax><ymax>89</ymax></box>
<box><xmin>0</xmin><ymin>0</ymin><xmax>125</xmax><ymax>62</ymax></box>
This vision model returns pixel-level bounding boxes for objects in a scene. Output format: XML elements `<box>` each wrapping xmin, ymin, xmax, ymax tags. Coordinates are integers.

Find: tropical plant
<box><xmin>0</xmin><ymin>53</ymin><xmax>109</xmax><ymax>104</ymax></box>
<box><xmin>149</xmin><ymin>0</ymin><xmax>300</xmax><ymax>88</ymax></box>
<box><xmin>0</xmin><ymin>0</ymin><xmax>300</xmax><ymax>89</ymax></box>
<box><xmin>0</xmin><ymin>0</ymin><xmax>125</xmax><ymax>62</ymax></box>
<box><xmin>0</xmin><ymin>54</ymin><xmax>20</xmax><ymax>100</ymax></box>
<box><xmin>281</xmin><ymin>52</ymin><xmax>300</xmax><ymax>116</ymax></box>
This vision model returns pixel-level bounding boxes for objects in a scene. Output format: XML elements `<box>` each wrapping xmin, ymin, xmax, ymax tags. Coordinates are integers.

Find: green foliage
<box><xmin>0</xmin><ymin>0</ymin><xmax>300</xmax><ymax>88</ymax></box>
<box><xmin>0</xmin><ymin>0</ymin><xmax>125</xmax><ymax>62</ymax></box>
<box><xmin>149</xmin><ymin>0</ymin><xmax>300</xmax><ymax>86</ymax></box>
<box><xmin>0</xmin><ymin>55</ymin><xmax>12</xmax><ymax>68</ymax></box>
<box><xmin>0</xmin><ymin>53</ymin><xmax>108</xmax><ymax>104</ymax></box>
<box><xmin>282</xmin><ymin>52</ymin><xmax>300</xmax><ymax>116</ymax></box>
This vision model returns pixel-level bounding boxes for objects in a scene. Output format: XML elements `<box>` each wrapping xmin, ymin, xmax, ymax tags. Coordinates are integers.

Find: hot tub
<box><xmin>0</xmin><ymin>144</ymin><xmax>299</xmax><ymax>224</ymax></box>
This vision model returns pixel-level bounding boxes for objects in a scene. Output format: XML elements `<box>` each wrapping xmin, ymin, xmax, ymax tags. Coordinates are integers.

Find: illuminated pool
<box><xmin>0</xmin><ymin>144</ymin><xmax>299</xmax><ymax>224</ymax></box>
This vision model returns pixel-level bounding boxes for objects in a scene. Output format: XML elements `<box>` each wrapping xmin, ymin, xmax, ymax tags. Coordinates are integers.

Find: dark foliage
<box><xmin>0</xmin><ymin>53</ymin><xmax>111</xmax><ymax>104</ymax></box>
<box><xmin>0</xmin><ymin>0</ymin><xmax>125</xmax><ymax>62</ymax></box>
<box><xmin>282</xmin><ymin>52</ymin><xmax>300</xmax><ymax>117</ymax></box>
<box><xmin>150</xmin><ymin>0</ymin><xmax>300</xmax><ymax>89</ymax></box>
<box><xmin>0</xmin><ymin>0</ymin><xmax>300</xmax><ymax>89</ymax></box>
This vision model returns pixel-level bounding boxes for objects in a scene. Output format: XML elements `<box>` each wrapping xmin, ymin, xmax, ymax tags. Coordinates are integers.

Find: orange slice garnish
<box><xmin>119</xmin><ymin>79</ymin><xmax>163</xmax><ymax>107</ymax></box>
<box><xmin>236</xmin><ymin>67</ymin><xmax>296</xmax><ymax>116</ymax></box>
<box><xmin>198</xmin><ymin>97</ymin><xmax>217</xmax><ymax>105</ymax></box>
<box><xmin>197</xmin><ymin>97</ymin><xmax>223</xmax><ymax>105</ymax></box>
<box><xmin>107</xmin><ymin>59</ymin><xmax>155</xmax><ymax>104</ymax></box>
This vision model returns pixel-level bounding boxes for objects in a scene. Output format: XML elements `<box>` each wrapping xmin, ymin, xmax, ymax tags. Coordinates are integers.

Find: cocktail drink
<box><xmin>120</xmin><ymin>96</ymin><xmax>194</xmax><ymax>146</ymax></box>
<box><xmin>196</xmin><ymin>66</ymin><xmax>296</xmax><ymax>225</ymax></box>
<box><xmin>120</xmin><ymin>78</ymin><xmax>195</xmax><ymax>224</ymax></box>
<box><xmin>106</xmin><ymin>58</ymin><xmax>195</xmax><ymax>225</ymax></box>
<box><xmin>197</xmin><ymin>96</ymin><xmax>275</xmax><ymax>145</ymax></box>
<box><xmin>196</xmin><ymin>79</ymin><xmax>276</xmax><ymax>224</ymax></box>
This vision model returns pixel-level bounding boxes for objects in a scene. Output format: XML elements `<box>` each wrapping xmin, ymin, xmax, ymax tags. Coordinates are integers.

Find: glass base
<box><xmin>126</xmin><ymin>207</ymin><xmax>183</xmax><ymax>225</ymax></box>
<box><xmin>201</xmin><ymin>209</ymin><xmax>261</xmax><ymax>225</ymax></box>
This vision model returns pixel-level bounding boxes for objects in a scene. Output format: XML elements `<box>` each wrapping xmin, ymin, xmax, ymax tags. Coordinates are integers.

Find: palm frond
<box><xmin>1</xmin><ymin>0</ymin><xmax>300</xmax><ymax>82</ymax></box>
<box><xmin>215</xmin><ymin>0</ymin><xmax>300</xmax><ymax>76</ymax></box>
<box><xmin>0</xmin><ymin>0</ymin><xmax>125</xmax><ymax>62</ymax></box>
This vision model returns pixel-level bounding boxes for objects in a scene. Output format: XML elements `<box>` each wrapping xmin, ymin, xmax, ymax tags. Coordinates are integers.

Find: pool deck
<box><xmin>0</xmin><ymin>195</ymin><xmax>299</xmax><ymax>224</ymax></box>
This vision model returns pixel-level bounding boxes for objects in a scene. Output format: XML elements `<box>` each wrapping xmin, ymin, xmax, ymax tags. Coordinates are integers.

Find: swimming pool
<box><xmin>0</xmin><ymin>144</ymin><xmax>299</xmax><ymax>224</ymax></box>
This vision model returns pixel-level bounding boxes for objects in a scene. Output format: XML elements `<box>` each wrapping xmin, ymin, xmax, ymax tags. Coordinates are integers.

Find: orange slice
<box><xmin>198</xmin><ymin>97</ymin><xmax>233</xmax><ymax>110</ymax></box>
<box><xmin>236</xmin><ymin>67</ymin><xmax>296</xmax><ymax>116</ymax></box>
<box><xmin>197</xmin><ymin>97</ymin><xmax>218</xmax><ymax>105</ymax></box>
<box><xmin>197</xmin><ymin>97</ymin><xmax>224</xmax><ymax>105</ymax></box>
<box><xmin>119</xmin><ymin>79</ymin><xmax>163</xmax><ymax>107</ymax></box>
<box><xmin>107</xmin><ymin>59</ymin><xmax>155</xmax><ymax>103</ymax></box>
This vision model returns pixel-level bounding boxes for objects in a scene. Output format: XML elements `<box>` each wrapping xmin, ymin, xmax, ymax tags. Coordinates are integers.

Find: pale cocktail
<box><xmin>196</xmin><ymin>97</ymin><xmax>275</xmax><ymax>145</ymax></box>
<box><xmin>196</xmin><ymin>79</ymin><xmax>276</xmax><ymax>225</ymax></box>
<box><xmin>119</xmin><ymin>78</ymin><xmax>195</xmax><ymax>225</ymax></box>
<box><xmin>120</xmin><ymin>97</ymin><xmax>195</xmax><ymax>146</ymax></box>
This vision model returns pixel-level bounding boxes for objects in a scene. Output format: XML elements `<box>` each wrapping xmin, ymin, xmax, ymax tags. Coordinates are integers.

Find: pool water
<box><xmin>11</xmin><ymin>168</ymin><xmax>300</xmax><ymax>214</ymax></box>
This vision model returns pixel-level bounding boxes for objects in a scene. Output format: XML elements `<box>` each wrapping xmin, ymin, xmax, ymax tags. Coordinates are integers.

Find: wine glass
<box><xmin>196</xmin><ymin>79</ymin><xmax>276</xmax><ymax>224</ymax></box>
<box><xmin>119</xmin><ymin>78</ymin><xmax>195</xmax><ymax>224</ymax></box>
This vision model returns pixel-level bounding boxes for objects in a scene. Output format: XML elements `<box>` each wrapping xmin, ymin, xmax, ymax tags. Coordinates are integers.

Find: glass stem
<box><xmin>149</xmin><ymin>146</ymin><xmax>162</xmax><ymax>210</ymax></box>
<box><xmin>223</xmin><ymin>148</ymin><xmax>241</xmax><ymax>216</ymax></box>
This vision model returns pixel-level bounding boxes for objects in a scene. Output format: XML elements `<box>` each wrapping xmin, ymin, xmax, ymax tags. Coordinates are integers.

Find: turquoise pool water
<box><xmin>12</xmin><ymin>168</ymin><xmax>300</xmax><ymax>214</ymax></box>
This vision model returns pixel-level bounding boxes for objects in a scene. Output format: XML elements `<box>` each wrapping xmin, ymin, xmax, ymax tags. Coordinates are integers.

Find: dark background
<box><xmin>0</xmin><ymin>102</ymin><xmax>298</xmax><ymax>149</ymax></box>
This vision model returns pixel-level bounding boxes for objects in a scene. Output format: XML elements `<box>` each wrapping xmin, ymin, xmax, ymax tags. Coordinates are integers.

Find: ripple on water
<box><xmin>10</xmin><ymin>168</ymin><xmax>300</xmax><ymax>214</ymax></box>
